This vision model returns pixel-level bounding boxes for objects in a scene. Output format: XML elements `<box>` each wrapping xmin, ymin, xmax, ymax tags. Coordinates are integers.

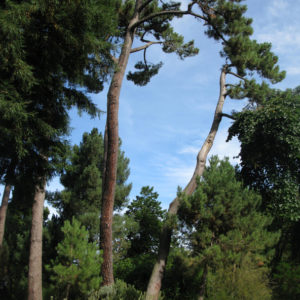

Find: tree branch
<box><xmin>225</xmin><ymin>83</ymin><xmax>237</xmax><ymax>88</ymax></box>
<box><xmin>110</xmin><ymin>55</ymin><xmax>118</xmax><ymax>64</ymax></box>
<box><xmin>130</xmin><ymin>9</ymin><xmax>207</xmax><ymax>30</ymax></box>
<box><xmin>227</xmin><ymin>71</ymin><xmax>246</xmax><ymax>81</ymax></box>
<box><xmin>130</xmin><ymin>41</ymin><xmax>162</xmax><ymax>53</ymax></box>
<box><xmin>130</xmin><ymin>6</ymin><xmax>228</xmax><ymax>45</ymax></box>
<box><xmin>139</xmin><ymin>0</ymin><xmax>154</xmax><ymax>13</ymax></box>
<box><xmin>197</xmin><ymin>2</ymin><xmax>228</xmax><ymax>44</ymax></box>
<box><xmin>221</xmin><ymin>113</ymin><xmax>236</xmax><ymax>120</ymax></box>
<box><xmin>144</xmin><ymin>48</ymin><xmax>148</xmax><ymax>70</ymax></box>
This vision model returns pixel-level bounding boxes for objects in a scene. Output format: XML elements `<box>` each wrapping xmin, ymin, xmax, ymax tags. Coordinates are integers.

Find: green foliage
<box><xmin>113</xmin><ymin>187</ymin><xmax>165</xmax><ymax>291</ymax></box>
<box><xmin>118</xmin><ymin>0</ymin><xmax>199</xmax><ymax>85</ymax></box>
<box><xmin>176</xmin><ymin>156</ymin><xmax>279</xmax><ymax>298</ymax></box>
<box><xmin>162</xmin><ymin>249</ymin><xmax>204</xmax><ymax>300</ymax></box>
<box><xmin>273</xmin><ymin>261</ymin><xmax>300</xmax><ymax>300</ymax></box>
<box><xmin>194</xmin><ymin>0</ymin><xmax>285</xmax><ymax>83</ymax></box>
<box><xmin>46</xmin><ymin>217</ymin><xmax>101</xmax><ymax>299</ymax></box>
<box><xmin>112</xmin><ymin>214</ymin><xmax>139</xmax><ymax>261</ymax></box>
<box><xmin>48</xmin><ymin>128</ymin><xmax>131</xmax><ymax>240</ymax></box>
<box><xmin>206</xmin><ymin>255</ymin><xmax>272</xmax><ymax>300</ymax></box>
<box><xmin>228</xmin><ymin>87</ymin><xmax>300</xmax><ymax>220</ymax></box>
<box><xmin>0</xmin><ymin>0</ymin><xmax>117</xmax><ymax>183</ymax></box>
<box><xmin>0</xmin><ymin>177</ymin><xmax>33</xmax><ymax>299</ymax></box>
<box><xmin>126</xmin><ymin>186</ymin><xmax>165</xmax><ymax>256</ymax></box>
<box><xmin>89</xmin><ymin>279</ymin><xmax>144</xmax><ymax>300</ymax></box>
<box><xmin>127</xmin><ymin>62</ymin><xmax>163</xmax><ymax>86</ymax></box>
<box><xmin>114</xmin><ymin>254</ymin><xmax>156</xmax><ymax>292</ymax></box>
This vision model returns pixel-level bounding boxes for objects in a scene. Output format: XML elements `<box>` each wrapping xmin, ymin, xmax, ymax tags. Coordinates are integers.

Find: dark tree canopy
<box><xmin>0</xmin><ymin>0</ymin><xmax>117</xmax><ymax>182</ymax></box>
<box><xmin>228</xmin><ymin>87</ymin><xmax>300</xmax><ymax>220</ymax></box>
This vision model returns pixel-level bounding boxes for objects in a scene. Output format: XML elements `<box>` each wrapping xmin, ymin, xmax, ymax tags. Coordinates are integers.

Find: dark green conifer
<box><xmin>49</xmin><ymin>129</ymin><xmax>131</xmax><ymax>241</ymax></box>
<box><xmin>46</xmin><ymin>218</ymin><xmax>101</xmax><ymax>299</ymax></box>
<box><xmin>0</xmin><ymin>1</ymin><xmax>118</xmax><ymax>298</ymax></box>
<box><xmin>177</xmin><ymin>156</ymin><xmax>279</xmax><ymax>299</ymax></box>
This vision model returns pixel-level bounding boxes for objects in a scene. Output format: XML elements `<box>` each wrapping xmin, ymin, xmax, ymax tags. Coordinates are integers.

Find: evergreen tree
<box><xmin>0</xmin><ymin>1</ymin><xmax>118</xmax><ymax>298</ymax></box>
<box><xmin>100</xmin><ymin>0</ymin><xmax>200</xmax><ymax>285</ymax></box>
<box><xmin>176</xmin><ymin>156</ymin><xmax>279</xmax><ymax>299</ymax></box>
<box><xmin>114</xmin><ymin>187</ymin><xmax>165</xmax><ymax>291</ymax></box>
<box><xmin>49</xmin><ymin>128</ymin><xmax>131</xmax><ymax>241</ymax></box>
<box><xmin>46</xmin><ymin>217</ymin><xmax>101</xmax><ymax>300</ymax></box>
<box><xmin>126</xmin><ymin>186</ymin><xmax>165</xmax><ymax>256</ymax></box>
<box><xmin>148</xmin><ymin>1</ymin><xmax>284</xmax><ymax>297</ymax></box>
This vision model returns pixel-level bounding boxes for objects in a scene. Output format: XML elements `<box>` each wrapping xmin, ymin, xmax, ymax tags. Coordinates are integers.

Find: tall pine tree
<box><xmin>100</xmin><ymin>0</ymin><xmax>201</xmax><ymax>285</ymax></box>
<box><xmin>0</xmin><ymin>1</ymin><xmax>118</xmax><ymax>299</ymax></box>
<box><xmin>146</xmin><ymin>1</ymin><xmax>285</xmax><ymax>298</ymax></box>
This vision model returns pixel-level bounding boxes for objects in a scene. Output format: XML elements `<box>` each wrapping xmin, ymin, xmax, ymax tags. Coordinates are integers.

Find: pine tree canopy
<box><xmin>47</xmin><ymin>129</ymin><xmax>131</xmax><ymax>240</ymax></box>
<box><xmin>0</xmin><ymin>0</ymin><xmax>117</xmax><ymax>182</ymax></box>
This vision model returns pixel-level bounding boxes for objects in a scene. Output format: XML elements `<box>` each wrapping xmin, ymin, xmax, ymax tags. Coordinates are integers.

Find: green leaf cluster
<box><xmin>228</xmin><ymin>87</ymin><xmax>300</xmax><ymax>220</ymax></box>
<box><xmin>46</xmin><ymin>217</ymin><xmax>101</xmax><ymax>299</ymax></box>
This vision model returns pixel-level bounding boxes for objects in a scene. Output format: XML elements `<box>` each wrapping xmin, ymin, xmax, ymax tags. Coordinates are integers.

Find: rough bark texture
<box><xmin>100</xmin><ymin>2</ymin><xmax>141</xmax><ymax>286</ymax></box>
<box><xmin>28</xmin><ymin>180</ymin><xmax>46</xmax><ymax>300</ymax></box>
<box><xmin>146</xmin><ymin>68</ymin><xmax>227</xmax><ymax>300</ymax></box>
<box><xmin>0</xmin><ymin>183</ymin><xmax>11</xmax><ymax>247</ymax></box>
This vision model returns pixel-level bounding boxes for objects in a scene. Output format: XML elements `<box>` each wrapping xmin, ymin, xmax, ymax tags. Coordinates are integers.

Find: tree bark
<box><xmin>28</xmin><ymin>179</ymin><xmax>46</xmax><ymax>300</ymax></box>
<box><xmin>100</xmin><ymin>1</ymin><xmax>142</xmax><ymax>286</ymax></box>
<box><xmin>146</xmin><ymin>67</ymin><xmax>227</xmax><ymax>300</ymax></box>
<box><xmin>0</xmin><ymin>183</ymin><xmax>11</xmax><ymax>247</ymax></box>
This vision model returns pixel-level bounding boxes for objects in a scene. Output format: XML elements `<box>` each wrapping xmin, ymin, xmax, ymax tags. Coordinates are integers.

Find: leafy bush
<box><xmin>89</xmin><ymin>280</ymin><xmax>144</xmax><ymax>300</ymax></box>
<box><xmin>273</xmin><ymin>262</ymin><xmax>300</xmax><ymax>300</ymax></box>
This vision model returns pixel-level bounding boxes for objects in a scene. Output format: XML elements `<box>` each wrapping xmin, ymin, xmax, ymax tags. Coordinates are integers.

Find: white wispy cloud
<box><xmin>163</xmin><ymin>164</ymin><xmax>195</xmax><ymax>186</ymax></box>
<box><xmin>267</xmin><ymin>0</ymin><xmax>288</xmax><ymax>17</ymax></box>
<box><xmin>285</xmin><ymin>66</ymin><xmax>300</xmax><ymax>76</ymax></box>
<box><xmin>178</xmin><ymin>145</ymin><xmax>200</xmax><ymax>155</ymax></box>
<box><xmin>257</xmin><ymin>30</ymin><xmax>300</xmax><ymax>54</ymax></box>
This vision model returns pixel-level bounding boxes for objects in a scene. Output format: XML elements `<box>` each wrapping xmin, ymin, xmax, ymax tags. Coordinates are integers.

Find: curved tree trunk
<box><xmin>100</xmin><ymin>1</ymin><xmax>142</xmax><ymax>286</ymax></box>
<box><xmin>0</xmin><ymin>183</ymin><xmax>11</xmax><ymax>247</ymax></box>
<box><xmin>28</xmin><ymin>179</ymin><xmax>46</xmax><ymax>300</ymax></box>
<box><xmin>146</xmin><ymin>67</ymin><xmax>227</xmax><ymax>300</ymax></box>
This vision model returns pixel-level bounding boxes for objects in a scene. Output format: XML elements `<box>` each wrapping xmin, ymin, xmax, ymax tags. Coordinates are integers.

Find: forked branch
<box><xmin>130</xmin><ymin>41</ymin><xmax>162</xmax><ymax>53</ymax></box>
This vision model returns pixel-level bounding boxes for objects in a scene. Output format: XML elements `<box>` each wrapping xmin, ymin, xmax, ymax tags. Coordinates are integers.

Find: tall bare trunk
<box><xmin>28</xmin><ymin>179</ymin><xmax>46</xmax><ymax>300</ymax></box>
<box><xmin>100</xmin><ymin>2</ymin><xmax>141</xmax><ymax>285</ymax></box>
<box><xmin>102</xmin><ymin>122</ymin><xmax>108</xmax><ymax>194</ymax></box>
<box><xmin>146</xmin><ymin>67</ymin><xmax>227</xmax><ymax>300</ymax></box>
<box><xmin>0</xmin><ymin>183</ymin><xmax>11</xmax><ymax>247</ymax></box>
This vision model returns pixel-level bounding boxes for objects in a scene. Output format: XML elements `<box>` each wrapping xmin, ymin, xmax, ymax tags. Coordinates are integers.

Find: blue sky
<box><xmin>47</xmin><ymin>0</ymin><xmax>300</xmax><ymax>210</ymax></box>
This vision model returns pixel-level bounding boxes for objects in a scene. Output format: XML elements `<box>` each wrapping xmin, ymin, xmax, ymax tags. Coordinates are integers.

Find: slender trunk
<box><xmin>28</xmin><ymin>179</ymin><xmax>46</xmax><ymax>300</ymax></box>
<box><xmin>64</xmin><ymin>283</ymin><xmax>71</xmax><ymax>300</ymax></box>
<box><xmin>146</xmin><ymin>68</ymin><xmax>227</xmax><ymax>300</ymax></box>
<box><xmin>102</xmin><ymin>122</ymin><xmax>108</xmax><ymax>194</ymax></box>
<box><xmin>100</xmin><ymin>2</ymin><xmax>141</xmax><ymax>286</ymax></box>
<box><xmin>198</xmin><ymin>264</ymin><xmax>208</xmax><ymax>300</ymax></box>
<box><xmin>0</xmin><ymin>183</ymin><xmax>11</xmax><ymax>247</ymax></box>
